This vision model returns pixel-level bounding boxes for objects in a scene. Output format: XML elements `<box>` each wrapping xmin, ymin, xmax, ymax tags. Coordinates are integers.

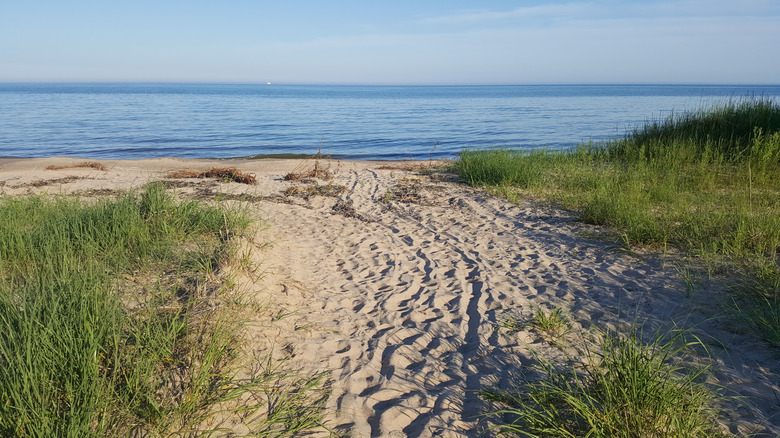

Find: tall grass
<box><xmin>0</xmin><ymin>184</ymin><xmax>327</xmax><ymax>437</ymax></box>
<box><xmin>609</xmin><ymin>97</ymin><xmax>780</xmax><ymax>163</ymax></box>
<box><xmin>455</xmin><ymin>98</ymin><xmax>780</xmax><ymax>343</ymax></box>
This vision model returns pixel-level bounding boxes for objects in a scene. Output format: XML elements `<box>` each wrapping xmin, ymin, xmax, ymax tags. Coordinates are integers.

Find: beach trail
<box><xmin>1</xmin><ymin>157</ymin><xmax>778</xmax><ymax>436</ymax></box>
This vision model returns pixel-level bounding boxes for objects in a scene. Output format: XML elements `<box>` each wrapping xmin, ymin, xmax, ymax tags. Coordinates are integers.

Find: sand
<box><xmin>1</xmin><ymin>157</ymin><xmax>778</xmax><ymax>437</ymax></box>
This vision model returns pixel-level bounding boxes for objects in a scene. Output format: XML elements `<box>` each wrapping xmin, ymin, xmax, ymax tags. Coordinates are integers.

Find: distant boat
<box><xmin>267</xmin><ymin>82</ymin><xmax>272</xmax><ymax>85</ymax></box>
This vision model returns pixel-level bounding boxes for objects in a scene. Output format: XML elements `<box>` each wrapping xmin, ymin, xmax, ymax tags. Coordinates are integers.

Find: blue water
<box><xmin>1</xmin><ymin>83</ymin><xmax>779</xmax><ymax>160</ymax></box>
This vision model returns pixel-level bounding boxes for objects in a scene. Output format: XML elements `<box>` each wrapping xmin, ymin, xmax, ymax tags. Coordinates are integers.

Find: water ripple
<box><xmin>1</xmin><ymin>84</ymin><xmax>778</xmax><ymax>160</ymax></box>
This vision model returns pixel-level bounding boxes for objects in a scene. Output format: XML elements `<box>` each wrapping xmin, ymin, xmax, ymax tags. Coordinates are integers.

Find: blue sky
<box><xmin>1</xmin><ymin>0</ymin><xmax>778</xmax><ymax>84</ymax></box>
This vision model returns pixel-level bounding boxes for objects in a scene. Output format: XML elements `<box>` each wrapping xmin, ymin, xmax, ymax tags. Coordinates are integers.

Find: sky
<box><xmin>1</xmin><ymin>0</ymin><xmax>778</xmax><ymax>85</ymax></box>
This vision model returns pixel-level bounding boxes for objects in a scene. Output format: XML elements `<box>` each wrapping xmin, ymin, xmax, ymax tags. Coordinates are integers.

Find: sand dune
<box><xmin>1</xmin><ymin>157</ymin><xmax>778</xmax><ymax>436</ymax></box>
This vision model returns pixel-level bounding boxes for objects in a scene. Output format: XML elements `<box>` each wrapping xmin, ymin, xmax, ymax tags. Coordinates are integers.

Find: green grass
<box><xmin>497</xmin><ymin>307</ymin><xmax>571</xmax><ymax>340</ymax></box>
<box><xmin>609</xmin><ymin>97</ymin><xmax>780</xmax><ymax>163</ymax></box>
<box><xmin>531</xmin><ymin>307</ymin><xmax>571</xmax><ymax>340</ymax></box>
<box><xmin>455</xmin><ymin>97</ymin><xmax>780</xmax><ymax>345</ymax></box>
<box><xmin>0</xmin><ymin>183</ymin><xmax>327</xmax><ymax>437</ymax></box>
<box><xmin>483</xmin><ymin>327</ymin><xmax>722</xmax><ymax>437</ymax></box>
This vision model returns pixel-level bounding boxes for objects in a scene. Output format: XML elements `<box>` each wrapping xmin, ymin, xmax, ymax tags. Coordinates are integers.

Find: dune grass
<box><xmin>484</xmin><ymin>327</ymin><xmax>722</xmax><ymax>437</ymax></box>
<box><xmin>455</xmin><ymin>97</ymin><xmax>780</xmax><ymax>344</ymax></box>
<box><xmin>609</xmin><ymin>97</ymin><xmax>780</xmax><ymax>162</ymax></box>
<box><xmin>462</xmin><ymin>98</ymin><xmax>779</xmax><ymax>435</ymax></box>
<box><xmin>0</xmin><ymin>183</ymin><xmax>327</xmax><ymax>437</ymax></box>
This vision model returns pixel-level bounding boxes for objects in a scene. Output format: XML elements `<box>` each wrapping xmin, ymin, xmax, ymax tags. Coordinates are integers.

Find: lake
<box><xmin>1</xmin><ymin>83</ymin><xmax>779</xmax><ymax>160</ymax></box>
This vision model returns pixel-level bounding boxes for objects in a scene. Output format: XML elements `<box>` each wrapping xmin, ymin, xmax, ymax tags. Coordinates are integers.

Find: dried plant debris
<box><xmin>380</xmin><ymin>177</ymin><xmax>447</xmax><ymax>207</ymax></box>
<box><xmin>376</xmin><ymin>161</ymin><xmax>448</xmax><ymax>171</ymax></box>
<box><xmin>174</xmin><ymin>185</ymin><xmax>265</xmax><ymax>203</ymax></box>
<box><xmin>205</xmin><ymin>192</ymin><xmax>265</xmax><ymax>203</ymax></box>
<box><xmin>284</xmin><ymin>159</ymin><xmax>337</xmax><ymax>181</ymax></box>
<box><xmin>145</xmin><ymin>179</ymin><xmax>262</xmax><ymax>202</ymax></box>
<box><xmin>427</xmin><ymin>172</ymin><xmax>460</xmax><ymax>183</ymax></box>
<box><xmin>167</xmin><ymin>169</ymin><xmax>209</xmax><ymax>179</ymax></box>
<box><xmin>46</xmin><ymin>161</ymin><xmax>107</xmax><ymax>171</ymax></box>
<box><xmin>332</xmin><ymin>199</ymin><xmax>371</xmax><ymax>222</ymax></box>
<box><xmin>283</xmin><ymin>184</ymin><xmax>346</xmax><ymax>200</ymax></box>
<box><xmin>12</xmin><ymin>176</ymin><xmax>85</xmax><ymax>188</ymax></box>
<box><xmin>161</xmin><ymin>179</ymin><xmax>219</xmax><ymax>190</ymax></box>
<box><xmin>387</xmin><ymin>178</ymin><xmax>424</xmax><ymax>204</ymax></box>
<box><xmin>167</xmin><ymin>167</ymin><xmax>257</xmax><ymax>185</ymax></box>
<box><xmin>76</xmin><ymin>188</ymin><xmax>120</xmax><ymax>197</ymax></box>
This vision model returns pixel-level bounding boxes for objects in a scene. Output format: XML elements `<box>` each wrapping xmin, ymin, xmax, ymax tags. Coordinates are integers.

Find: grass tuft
<box><xmin>484</xmin><ymin>327</ymin><xmax>722</xmax><ymax>437</ymax></box>
<box><xmin>531</xmin><ymin>307</ymin><xmax>571</xmax><ymax>340</ymax></box>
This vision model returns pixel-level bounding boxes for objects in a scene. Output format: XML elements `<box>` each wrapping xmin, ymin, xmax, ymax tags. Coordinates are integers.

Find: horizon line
<box><xmin>2</xmin><ymin>81</ymin><xmax>779</xmax><ymax>87</ymax></box>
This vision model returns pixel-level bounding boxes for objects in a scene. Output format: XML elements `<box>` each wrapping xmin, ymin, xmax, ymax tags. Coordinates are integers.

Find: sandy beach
<box><xmin>1</xmin><ymin>157</ymin><xmax>778</xmax><ymax>437</ymax></box>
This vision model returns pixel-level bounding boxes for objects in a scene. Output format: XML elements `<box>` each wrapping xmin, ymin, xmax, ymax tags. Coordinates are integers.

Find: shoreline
<box><xmin>1</xmin><ymin>156</ymin><xmax>778</xmax><ymax>435</ymax></box>
<box><xmin>0</xmin><ymin>155</ymin><xmax>449</xmax><ymax>166</ymax></box>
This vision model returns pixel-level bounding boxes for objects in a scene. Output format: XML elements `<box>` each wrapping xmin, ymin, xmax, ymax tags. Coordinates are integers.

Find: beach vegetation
<box><xmin>483</xmin><ymin>327</ymin><xmax>723</xmax><ymax>437</ymax></box>
<box><xmin>455</xmin><ymin>97</ymin><xmax>780</xmax><ymax>345</ymax></box>
<box><xmin>531</xmin><ymin>307</ymin><xmax>571</xmax><ymax>340</ymax></box>
<box><xmin>0</xmin><ymin>183</ymin><xmax>327</xmax><ymax>437</ymax></box>
<box><xmin>168</xmin><ymin>166</ymin><xmax>257</xmax><ymax>184</ymax></box>
<box><xmin>497</xmin><ymin>315</ymin><xmax>524</xmax><ymax>333</ymax></box>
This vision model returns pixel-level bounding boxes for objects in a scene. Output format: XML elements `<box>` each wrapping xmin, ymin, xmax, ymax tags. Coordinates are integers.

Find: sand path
<box><xmin>1</xmin><ymin>157</ymin><xmax>778</xmax><ymax>436</ymax></box>
<box><xmin>250</xmin><ymin>163</ymin><xmax>779</xmax><ymax>436</ymax></box>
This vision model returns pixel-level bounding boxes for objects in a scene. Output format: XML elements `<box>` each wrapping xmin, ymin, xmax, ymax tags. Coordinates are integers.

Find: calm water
<box><xmin>2</xmin><ymin>83</ymin><xmax>779</xmax><ymax>160</ymax></box>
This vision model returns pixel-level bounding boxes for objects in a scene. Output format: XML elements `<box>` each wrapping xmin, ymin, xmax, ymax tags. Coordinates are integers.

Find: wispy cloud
<box><xmin>418</xmin><ymin>3</ymin><xmax>588</xmax><ymax>25</ymax></box>
<box><xmin>627</xmin><ymin>0</ymin><xmax>778</xmax><ymax>21</ymax></box>
<box><xmin>418</xmin><ymin>0</ymin><xmax>778</xmax><ymax>27</ymax></box>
